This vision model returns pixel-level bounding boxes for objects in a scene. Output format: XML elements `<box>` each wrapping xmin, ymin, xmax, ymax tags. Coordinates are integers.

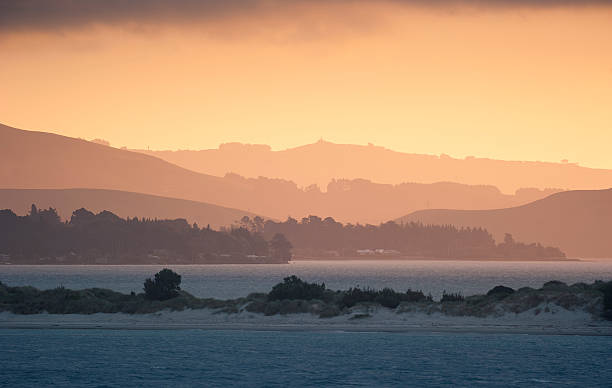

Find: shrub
<box><xmin>268</xmin><ymin>275</ymin><xmax>326</xmax><ymax>301</ymax></box>
<box><xmin>441</xmin><ymin>291</ymin><xmax>464</xmax><ymax>303</ymax></box>
<box><xmin>375</xmin><ymin>288</ymin><xmax>403</xmax><ymax>309</ymax></box>
<box><xmin>541</xmin><ymin>280</ymin><xmax>567</xmax><ymax>290</ymax></box>
<box><xmin>341</xmin><ymin>287</ymin><xmax>376</xmax><ymax>308</ymax></box>
<box><xmin>144</xmin><ymin>269</ymin><xmax>182</xmax><ymax>301</ymax></box>
<box><xmin>406</xmin><ymin>289</ymin><xmax>432</xmax><ymax>303</ymax></box>
<box><xmin>594</xmin><ymin>280</ymin><xmax>612</xmax><ymax>320</ymax></box>
<box><xmin>486</xmin><ymin>285</ymin><xmax>515</xmax><ymax>298</ymax></box>
<box><xmin>603</xmin><ymin>283</ymin><xmax>612</xmax><ymax>310</ymax></box>
<box><xmin>340</xmin><ymin>287</ymin><xmax>429</xmax><ymax>309</ymax></box>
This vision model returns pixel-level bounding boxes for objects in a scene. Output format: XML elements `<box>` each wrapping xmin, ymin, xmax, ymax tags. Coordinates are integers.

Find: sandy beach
<box><xmin>2</xmin><ymin>304</ymin><xmax>611</xmax><ymax>336</ymax></box>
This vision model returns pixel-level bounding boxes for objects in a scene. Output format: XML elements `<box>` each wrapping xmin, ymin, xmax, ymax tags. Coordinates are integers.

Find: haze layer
<box><xmin>1</xmin><ymin>0</ymin><xmax>611</xmax><ymax>169</ymax></box>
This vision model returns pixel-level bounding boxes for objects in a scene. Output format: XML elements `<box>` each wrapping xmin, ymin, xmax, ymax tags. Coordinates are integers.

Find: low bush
<box><xmin>340</xmin><ymin>286</ymin><xmax>430</xmax><ymax>309</ymax></box>
<box><xmin>441</xmin><ymin>291</ymin><xmax>464</xmax><ymax>303</ymax></box>
<box><xmin>594</xmin><ymin>280</ymin><xmax>612</xmax><ymax>320</ymax></box>
<box><xmin>3</xmin><ymin>273</ymin><xmax>610</xmax><ymax>321</ymax></box>
<box><xmin>486</xmin><ymin>285</ymin><xmax>515</xmax><ymax>298</ymax></box>
<box><xmin>541</xmin><ymin>280</ymin><xmax>568</xmax><ymax>290</ymax></box>
<box><xmin>268</xmin><ymin>275</ymin><xmax>326</xmax><ymax>301</ymax></box>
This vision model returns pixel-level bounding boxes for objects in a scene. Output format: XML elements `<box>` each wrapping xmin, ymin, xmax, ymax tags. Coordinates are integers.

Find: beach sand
<box><xmin>2</xmin><ymin>303</ymin><xmax>611</xmax><ymax>336</ymax></box>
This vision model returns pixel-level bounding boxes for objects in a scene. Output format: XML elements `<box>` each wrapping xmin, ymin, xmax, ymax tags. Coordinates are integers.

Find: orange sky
<box><xmin>1</xmin><ymin>2</ymin><xmax>611</xmax><ymax>168</ymax></box>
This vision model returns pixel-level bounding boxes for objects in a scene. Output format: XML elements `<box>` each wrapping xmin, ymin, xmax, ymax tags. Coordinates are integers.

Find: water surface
<box><xmin>1</xmin><ymin>329</ymin><xmax>611</xmax><ymax>387</ymax></box>
<box><xmin>1</xmin><ymin>260</ymin><xmax>611</xmax><ymax>299</ymax></box>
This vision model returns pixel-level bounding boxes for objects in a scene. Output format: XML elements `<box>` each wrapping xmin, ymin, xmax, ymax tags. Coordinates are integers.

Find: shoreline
<box><xmin>2</xmin><ymin>309</ymin><xmax>610</xmax><ymax>336</ymax></box>
<box><xmin>292</xmin><ymin>257</ymin><xmax>581</xmax><ymax>262</ymax></box>
<box><xmin>1</xmin><ymin>257</ymin><xmax>584</xmax><ymax>266</ymax></box>
<box><xmin>2</xmin><ymin>320</ymin><xmax>610</xmax><ymax>336</ymax></box>
<box><xmin>2</xmin><ymin>275</ymin><xmax>611</xmax><ymax>337</ymax></box>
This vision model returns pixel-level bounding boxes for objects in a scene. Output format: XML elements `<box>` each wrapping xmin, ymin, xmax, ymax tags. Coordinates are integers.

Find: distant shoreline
<box><xmin>0</xmin><ymin>258</ymin><xmax>289</xmax><ymax>266</ymax></box>
<box><xmin>0</xmin><ymin>257</ymin><xmax>581</xmax><ymax>266</ymax></box>
<box><xmin>292</xmin><ymin>256</ymin><xmax>580</xmax><ymax>262</ymax></box>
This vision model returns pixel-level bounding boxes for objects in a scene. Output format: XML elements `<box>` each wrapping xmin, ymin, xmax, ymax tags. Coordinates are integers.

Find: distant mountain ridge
<box><xmin>0</xmin><ymin>188</ymin><xmax>262</xmax><ymax>229</ymax></box>
<box><xmin>398</xmin><ymin>189</ymin><xmax>612</xmax><ymax>258</ymax></box>
<box><xmin>133</xmin><ymin>140</ymin><xmax>612</xmax><ymax>194</ymax></box>
<box><xmin>0</xmin><ymin>123</ymin><xmax>565</xmax><ymax>224</ymax></box>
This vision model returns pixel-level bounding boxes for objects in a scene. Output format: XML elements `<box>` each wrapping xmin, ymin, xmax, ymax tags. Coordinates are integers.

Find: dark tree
<box><xmin>0</xmin><ymin>205</ymin><xmax>565</xmax><ymax>263</ymax></box>
<box><xmin>269</xmin><ymin>233</ymin><xmax>292</xmax><ymax>259</ymax></box>
<box><xmin>268</xmin><ymin>275</ymin><xmax>326</xmax><ymax>301</ymax></box>
<box><xmin>0</xmin><ymin>206</ymin><xmax>285</xmax><ymax>264</ymax></box>
<box><xmin>144</xmin><ymin>268</ymin><xmax>182</xmax><ymax>300</ymax></box>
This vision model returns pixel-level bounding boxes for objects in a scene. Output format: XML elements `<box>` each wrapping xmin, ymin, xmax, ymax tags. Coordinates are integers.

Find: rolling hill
<box><xmin>0</xmin><ymin>123</ymin><xmax>564</xmax><ymax>224</ymax></box>
<box><xmin>133</xmin><ymin>140</ymin><xmax>612</xmax><ymax>194</ymax></box>
<box><xmin>0</xmin><ymin>188</ymin><xmax>261</xmax><ymax>229</ymax></box>
<box><xmin>398</xmin><ymin>189</ymin><xmax>612</xmax><ymax>258</ymax></box>
<box><xmin>0</xmin><ymin>123</ymin><xmax>252</xmax><ymax>206</ymax></box>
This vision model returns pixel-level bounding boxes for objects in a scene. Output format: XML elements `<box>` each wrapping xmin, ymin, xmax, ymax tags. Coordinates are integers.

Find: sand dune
<box><xmin>1</xmin><ymin>306</ymin><xmax>609</xmax><ymax>336</ymax></box>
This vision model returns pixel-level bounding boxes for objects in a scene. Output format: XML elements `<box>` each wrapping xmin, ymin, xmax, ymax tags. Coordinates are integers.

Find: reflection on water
<box><xmin>1</xmin><ymin>260</ymin><xmax>612</xmax><ymax>299</ymax></box>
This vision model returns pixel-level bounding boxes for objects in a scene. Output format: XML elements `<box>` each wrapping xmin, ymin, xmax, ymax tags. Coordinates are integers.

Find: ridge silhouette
<box><xmin>398</xmin><ymin>189</ymin><xmax>612</xmax><ymax>258</ymax></box>
<box><xmin>133</xmin><ymin>140</ymin><xmax>612</xmax><ymax>194</ymax></box>
<box><xmin>0</xmin><ymin>123</ymin><xmax>564</xmax><ymax>224</ymax></box>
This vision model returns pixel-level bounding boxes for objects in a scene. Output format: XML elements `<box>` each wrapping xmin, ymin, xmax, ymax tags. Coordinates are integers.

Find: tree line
<box><xmin>240</xmin><ymin>215</ymin><xmax>565</xmax><ymax>259</ymax></box>
<box><xmin>0</xmin><ymin>205</ymin><xmax>292</xmax><ymax>264</ymax></box>
<box><xmin>0</xmin><ymin>205</ymin><xmax>565</xmax><ymax>263</ymax></box>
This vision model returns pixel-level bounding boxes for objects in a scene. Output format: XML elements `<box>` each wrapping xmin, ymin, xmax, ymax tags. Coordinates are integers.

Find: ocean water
<box><xmin>1</xmin><ymin>260</ymin><xmax>612</xmax><ymax>299</ymax></box>
<box><xmin>1</xmin><ymin>329</ymin><xmax>611</xmax><ymax>387</ymax></box>
<box><xmin>2</xmin><ymin>262</ymin><xmax>612</xmax><ymax>387</ymax></box>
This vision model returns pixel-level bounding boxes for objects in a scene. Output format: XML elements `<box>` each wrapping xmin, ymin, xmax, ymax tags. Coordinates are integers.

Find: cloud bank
<box><xmin>1</xmin><ymin>0</ymin><xmax>611</xmax><ymax>31</ymax></box>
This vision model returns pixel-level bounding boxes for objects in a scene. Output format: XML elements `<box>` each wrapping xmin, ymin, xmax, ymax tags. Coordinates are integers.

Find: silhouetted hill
<box><xmin>133</xmin><ymin>140</ymin><xmax>612</xmax><ymax>193</ymax></box>
<box><xmin>0</xmin><ymin>189</ymin><xmax>261</xmax><ymax>229</ymax></box>
<box><xmin>397</xmin><ymin>189</ymin><xmax>612</xmax><ymax>258</ymax></box>
<box><xmin>0</xmin><ymin>123</ymin><xmax>560</xmax><ymax>224</ymax></box>
<box><xmin>0</xmin><ymin>123</ymin><xmax>259</xmax><ymax>206</ymax></box>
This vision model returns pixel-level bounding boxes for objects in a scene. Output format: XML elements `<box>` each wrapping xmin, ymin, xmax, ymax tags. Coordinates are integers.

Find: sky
<box><xmin>1</xmin><ymin>0</ymin><xmax>611</xmax><ymax>168</ymax></box>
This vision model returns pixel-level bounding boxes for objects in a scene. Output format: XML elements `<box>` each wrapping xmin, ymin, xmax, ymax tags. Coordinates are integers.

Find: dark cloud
<box><xmin>1</xmin><ymin>0</ymin><xmax>611</xmax><ymax>31</ymax></box>
<box><xmin>0</xmin><ymin>0</ymin><xmax>259</xmax><ymax>31</ymax></box>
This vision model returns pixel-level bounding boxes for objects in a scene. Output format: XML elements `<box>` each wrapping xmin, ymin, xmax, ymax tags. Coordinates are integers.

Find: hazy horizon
<box><xmin>2</xmin><ymin>2</ymin><xmax>612</xmax><ymax>385</ymax></box>
<box><xmin>2</xmin><ymin>1</ymin><xmax>612</xmax><ymax>169</ymax></box>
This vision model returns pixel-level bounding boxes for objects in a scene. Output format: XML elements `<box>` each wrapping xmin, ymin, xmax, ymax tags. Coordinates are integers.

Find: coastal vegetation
<box><xmin>0</xmin><ymin>206</ymin><xmax>290</xmax><ymax>264</ymax></box>
<box><xmin>0</xmin><ymin>205</ymin><xmax>566</xmax><ymax>264</ymax></box>
<box><xmin>268</xmin><ymin>275</ymin><xmax>327</xmax><ymax>301</ymax></box>
<box><xmin>247</xmin><ymin>216</ymin><xmax>566</xmax><ymax>259</ymax></box>
<box><xmin>1</xmin><ymin>270</ymin><xmax>610</xmax><ymax>321</ymax></box>
<box><xmin>440</xmin><ymin>291</ymin><xmax>465</xmax><ymax>303</ymax></box>
<box><xmin>144</xmin><ymin>268</ymin><xmax>182</xmax><ymax>301</ymax></box>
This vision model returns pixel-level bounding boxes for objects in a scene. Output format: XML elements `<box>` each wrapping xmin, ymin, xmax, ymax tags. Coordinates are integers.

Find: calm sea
<box><xmin>2</xmin><ymin>261</ymin><xmax>612</xmax><ymax>387</ymax></box>
<box><xmin>1</xmin><ymin>260</ymin><xmax>612</xmax><ymax>299</ymax></box>
<box><xmin>1</xmin><ymin>329</ymin><xmax>611</xmax><ymax>387</ymax></box>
